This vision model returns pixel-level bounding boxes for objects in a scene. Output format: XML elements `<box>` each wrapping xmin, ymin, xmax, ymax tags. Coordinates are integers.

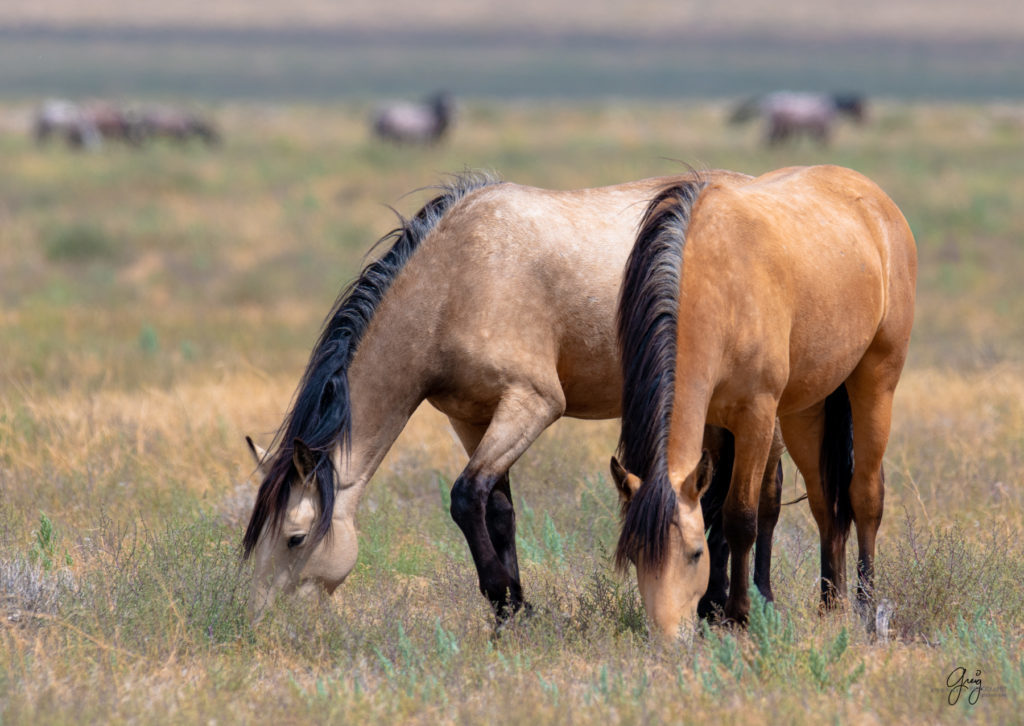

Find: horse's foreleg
<box><xmin>721</xmin><ymin>401</ymin><xmax>778</xmax><ymax>625</ymax></box>
<box><xmin>449</xmin><ymin>419</ymin><xmax>521</xmax><ymax>587</ymax></box>
<box><xmin>486</xmin><ymin>473</ymin><xmax>522</xmax><ymax>592</ymax></box>
<box><xmin>697</xmin><ymin>428</ymin><xmax>732</xmax><ymax>620</ymax></box>
<box><xmin>448</xmin><ymin>387</ymin><xmax>564</xmax><ymax>622</ymax></box>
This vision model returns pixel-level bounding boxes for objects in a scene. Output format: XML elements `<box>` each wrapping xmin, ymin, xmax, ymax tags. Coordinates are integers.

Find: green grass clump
<box><xmin>43</xmin><ymin>223</ymin><xmax>118</xmax><ymax>263</ymax></box>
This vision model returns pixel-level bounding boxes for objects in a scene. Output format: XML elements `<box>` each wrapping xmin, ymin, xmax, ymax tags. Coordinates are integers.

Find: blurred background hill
<box><xmin>2</xmin><ymin>0</ymin><xmax>1022</xmax><ymax>100</ymax></box>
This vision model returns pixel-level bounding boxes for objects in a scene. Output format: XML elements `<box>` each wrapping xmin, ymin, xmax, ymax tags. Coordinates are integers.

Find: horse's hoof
<box><xmin>492</xmin><ymin>600</ymin><xmax>535</xmax><ymax>638</ymax></box>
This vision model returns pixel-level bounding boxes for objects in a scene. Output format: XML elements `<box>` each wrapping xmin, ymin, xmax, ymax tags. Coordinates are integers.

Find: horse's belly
<box><xmin>561</xmin><ymin>375</ymin><xmax>621</xmax><ymax>420</ymax></box>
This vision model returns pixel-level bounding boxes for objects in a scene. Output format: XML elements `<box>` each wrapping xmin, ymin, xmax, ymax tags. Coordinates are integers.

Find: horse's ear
<box><xmin>610</xmin><ymin>456</ymin><xmax>641</xmax><ymax>503</ymax></box>
<box><xmin>246</xmin><ymin>436</ymin><xmax>271</xmax><ymax>479</ymax></box>
<box><xmin>292</xmin><ymin>439</ymin><xmax>317</xmax><ymax>483</ymax></box>
<box><xmin>681</xmin><ymin>449</ymin><xmax>715</xmax><ymax>502</ymax></box>
<box><xmin>694</xmin><ymin>448</ymin><xmax>715</xmax><ymax>500</ymax></box>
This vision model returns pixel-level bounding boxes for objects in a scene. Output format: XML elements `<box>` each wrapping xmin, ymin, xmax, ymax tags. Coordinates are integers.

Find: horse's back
<box><xmin>703</xmin><ymin>165</ymin><xmax>914</xmax><ymax>276</ymax></box>
<box><xmin>419</xmin><ymin>173</ymin><xmax>745</xmax><ymax>419</ymax></box>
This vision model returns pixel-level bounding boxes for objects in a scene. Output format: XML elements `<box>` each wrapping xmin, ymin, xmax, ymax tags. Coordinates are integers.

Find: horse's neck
<box><xmin>337</xmin><ymin>311</ymin><xmax>431</xmax><ymax>491</ymax></box>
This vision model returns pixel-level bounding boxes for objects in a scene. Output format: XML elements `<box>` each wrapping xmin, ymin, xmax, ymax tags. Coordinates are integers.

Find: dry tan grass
<box><xmin>1</xmin><ymin>100</ymin><xmax>1022</xmax><ymax>723</ymax></box>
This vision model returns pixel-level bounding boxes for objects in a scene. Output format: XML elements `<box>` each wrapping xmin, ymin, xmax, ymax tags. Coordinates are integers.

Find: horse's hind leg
<box><xmin>753</xmin><ymin>426</ymin><xmax>785</xmax><ymax>604</ymax></box>
<box><xmin>448</xmin><ymin>386</ymin><xmax>565</xmax><ymax>622</ymax></box>
<box><xmin>844</xmin><ymin>348</ymin><xmax>903</xmax><ymax>618</ymax></box>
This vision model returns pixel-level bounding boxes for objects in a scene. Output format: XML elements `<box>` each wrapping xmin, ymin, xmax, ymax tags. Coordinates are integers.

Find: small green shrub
<box><xmin>43</xmin><ymin>223</ymin><xmax>117</xmax><ymax>262</ymax></box>
<box><xmin>28</xmin><ymin>512</ymin><xmax>72</xmax><ymax>572</ymax></box>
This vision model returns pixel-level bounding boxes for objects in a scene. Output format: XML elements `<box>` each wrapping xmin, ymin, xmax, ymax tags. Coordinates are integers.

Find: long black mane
<box><xmin>242</xmin><ymin>171</ymin><xmax>500</xmax><ymax>557</ymax></box>
<box><xmin>614</xmin><ymin>179</ymin><xmax>707</xmax><ymax>572</ymax></box>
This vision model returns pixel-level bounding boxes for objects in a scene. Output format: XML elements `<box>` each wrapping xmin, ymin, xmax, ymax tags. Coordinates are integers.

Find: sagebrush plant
<box><xmin>28</xmin><ymin>512</ymin><xmax>73</xmax><ymax>572</ymax></box>
<box><xmin>874</xmin><ymin>516</ymin><xmax>1024</xmax><ymax>642</ymax></box>
<box><xmin>2</xmin><ymin>100</ymin><xmax>1023</xmax><ymax>724</ymax></box>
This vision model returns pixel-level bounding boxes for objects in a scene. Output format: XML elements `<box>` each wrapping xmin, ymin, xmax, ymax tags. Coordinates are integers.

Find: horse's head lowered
<box><xmin>612</xmin><ymin>179</ymin><xmax>715</xmax><ymax>638</ymax></box>
<box><xmin>611</xmin><ymin>454</ymin><xmax>713</xmax><ymax>638</ymax></box>
<box><xmin>245</xmin><ymin>437</ymin><xmax>358</xmax><ymax>621</ymax></box>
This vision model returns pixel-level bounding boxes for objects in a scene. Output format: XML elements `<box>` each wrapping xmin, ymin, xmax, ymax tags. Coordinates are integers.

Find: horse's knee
<box><xmin>449</xmin><ymin>475</ymin><xmax>486</xmax><ymax>527</ymax></box>
<box><xmin>722</xmin><ymin>504</ymin><xmax>757</xmax><ymax>552</ymax></box>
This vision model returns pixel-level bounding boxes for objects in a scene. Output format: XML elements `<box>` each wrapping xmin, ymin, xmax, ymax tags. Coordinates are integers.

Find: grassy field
<box><xmin>1</xmin><ymin>100</ymin><xmax>1023</xmax><ymax>723</ymax></box>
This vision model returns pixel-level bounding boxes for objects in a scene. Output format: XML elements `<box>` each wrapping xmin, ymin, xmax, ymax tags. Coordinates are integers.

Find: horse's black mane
<box><xmin>614</xmin><ymin>178</ymin><xmax>707</xmax><ymax>572</ymax></box>
<box><xmin>242</xmin><ymin>171</ymin><xmax>501</xmax><ymax>558</ymax></box>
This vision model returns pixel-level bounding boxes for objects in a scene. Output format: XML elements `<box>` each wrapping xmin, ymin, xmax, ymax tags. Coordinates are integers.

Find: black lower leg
<box><xmin>485</xmin><ymin>473</ymin><xmax>525</xmax><ymax>618</ymax></box>
<box><xmin>753</xmin><ymin>460</ymin><xmax>783</xmax><ymax>602</ymax></box>
<box><xmin>699</xmin><ymin>433</ymin><xmax>732</xmax><ymax>620</ymax></box>
<box><xmin>450</xmin><ymin>472</ymin><xmax>516</xmax><ymax>617</ymax></box>
<box><xmin>819</xmin><ymin>531</ymin><xmax>848</xmax><ymax>609</ymax></box>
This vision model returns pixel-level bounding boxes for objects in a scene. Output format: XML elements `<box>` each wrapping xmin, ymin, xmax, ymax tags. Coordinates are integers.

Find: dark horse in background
<box><xmin>241</xmin><ymin>171</ymin><xmax>786</xmax><ymax>632</ymax></box>
<box><xmin>138</xmin><ymin>106</ymin><xmax>220</xmax><ymax>145</ymax></box>
<box><xmin>372</xmin><ymin>91</ymin><xmax>454</xmax><ymax>145</ymax></box>
<box><xmin>730</xmin><ymin>92</ymin><xmax>866</xmax><ymax>146</ymax></box>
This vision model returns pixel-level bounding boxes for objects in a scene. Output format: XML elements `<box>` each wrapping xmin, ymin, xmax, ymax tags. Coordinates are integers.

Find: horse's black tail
<box><xmin>820</xmin><ymin>383</ymin><xmax>854</xmax><ymax>536</ymax></box>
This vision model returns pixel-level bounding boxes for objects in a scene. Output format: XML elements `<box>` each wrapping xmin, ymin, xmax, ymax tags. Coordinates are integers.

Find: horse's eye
<box><xmin>287</xmin><ymin>534</ymin><xmax>306</xmax><ymax>549</ymax></box>
<box><xmin>690</xmin><ymin>547</ymin><xmax>703</xmax><ymax>564</ymax></box>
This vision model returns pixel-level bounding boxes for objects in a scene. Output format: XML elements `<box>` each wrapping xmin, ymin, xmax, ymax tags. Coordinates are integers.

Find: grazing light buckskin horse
<box><xmin>612</xmin><ymin>165</ymin><xmax>916</xmax><ymax>638</ymax></box>
<box><xmin>242</xmin><ymin>171</ymin><xmax>786</xmax><ymax>628</ymax></box>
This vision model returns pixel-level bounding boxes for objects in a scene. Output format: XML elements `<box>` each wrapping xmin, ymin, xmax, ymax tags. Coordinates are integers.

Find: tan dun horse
<box><xmin>242</xmin><ymin>171</ymin><xmax>785</xmax><ymax>627</ymax></box>
<box><xmin>612</xmin><ymin>165</ymin><xmax>916</xmax><ymax>638</ymax></box>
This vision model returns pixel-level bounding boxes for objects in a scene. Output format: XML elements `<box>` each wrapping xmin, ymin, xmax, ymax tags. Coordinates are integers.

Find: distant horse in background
<box><xmin>138</xmin><ymin>107</ymin><xmax>220</xmax><ymax>145</ymax></box>
<box><xmin>612</xmin><ymin>166</ymin><xmax>915</xmax><ymax>637</ymax></box>
<box><xmin>372</xmin><ymin>92</ymin><xmax>454</xmax><ymax>144</ymax></box>
<box><xmin>33</xmin><ymin>100</ymin><xmax>97</xmax><ymax>148</ymax></box>
<box><xmin>241</xmin><ymin>171</ymin><xmax>786</xmax><ymax>632</ymax></box>
<box><xmin>34</xmin><ymin>100</ymin><xmax>148</xmax><ymax>149</ymax></box>
<box><xmin>730</xmin><ymin>92</ymin><xmax>866</xmax><ymax>146</ymax></box>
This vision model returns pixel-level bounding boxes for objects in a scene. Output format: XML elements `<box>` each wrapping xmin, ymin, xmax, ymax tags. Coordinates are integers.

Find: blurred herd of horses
<box><xmin>366</xmin><ymin>90</ymin><xmax>867</xmax><ymax>148</ymax></box>
<box><xmin>33</xmin><ymin>99</ymin><xmax>220</xmax><ymax>150</ymax></box>
<box><xmin>31</xmin><ymin>90</ymin><xmax>863</xmax><ymax>151</ymax></box>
